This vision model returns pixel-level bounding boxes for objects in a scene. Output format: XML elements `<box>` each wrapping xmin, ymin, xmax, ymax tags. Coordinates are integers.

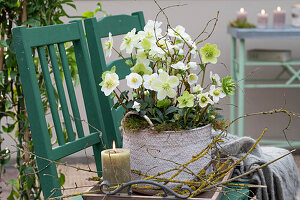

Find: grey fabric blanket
<box><xmin>212</xmin><ymin>132</ymin><xmax>300</xmax><ymax>200</ymax></box>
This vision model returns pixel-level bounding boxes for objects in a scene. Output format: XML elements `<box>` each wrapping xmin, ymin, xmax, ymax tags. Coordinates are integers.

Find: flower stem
<box><xmin>196</xmin><ymin>104</ymin><xmax>210</xmax><ymax>127</ymax></box>
<box><xmin>113</xmin><ymin>91</ymin><xmax>129</xmax><ymax>112</ymax></box>
<box><xmin>112</xmin><ymin>47</ymin><xmax>128</xmax><ymax>63</ymax></box>
<box><xmin>184</xmin><ymin>107</ymin><xmax>192</xmax><ymax>126</ymax></box>
<box><xmin>201</xmin><ymin>64</ymin><xmax>207</xmax><ymax>87</ymax></box>
<box><xmin>117</xmin><ymin>87</ymin><xmax>128</xmax><ymax>101</ymax></box>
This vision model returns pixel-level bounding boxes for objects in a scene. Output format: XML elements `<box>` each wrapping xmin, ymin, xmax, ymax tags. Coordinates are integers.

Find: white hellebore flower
<box><xmin>132</xmin><ymin>101</ymin><xmax>141</xmax><ymax>112</ymax></box>
<box><xmin>168</xmin><ymin>25</ymin><xmax>186</xmax><ymax>38</ymax></box>
<box><xmin>120</xmin><ymin>28</ymin><xmax>138</xmax><ymax>54</ymax></box>
<box><xmin>144</xmin><ymin>20</ymin><xmax>162</xmax><ymax>38</ymax></box>
<box><xmin>187</xmin><ymin>62</ymin><xmax>198</xmax><ymax>70</ymax></box>
<box><xmin>101</xmin><ymin>73</ymin><xmax>119</xmax><ymax>96</ymax></box>
<box><xmin>187</xmin><ymin>40</ymin><xmax>198</xmax><ymax>57</ymax></box>
<box><xmin>143</xmin><ymin>73</ymin><xmax>158</xmax><ymax>90</ymax></box>
<box><xmin>210</xmin><ymin>71</ymin><xmax>221</xmax><ymax>86</ymax></box>
<box><xmin>197</xmin><ymin>92</ymin><xmax>214</xmax><ymax>107</ymax></box>
<box><xmin>192</xmin><ymin>84</ymin><xmax>203</xmax><ymax>93</ymax></box>
<box><xmin>188</xmin><ymin>73</ymin><xmax>198</xmax><ymax>85</ymax></box>
<box><xmin>171</xmin><ymin>61</ymin><xmax>188</xmax><ymax>70</ymax></box>
<box><xmin>103</xmin><ymin>32</ymin><xmax>113</xmax><ymax>57</ymax></box>
<box><xmin>126</xmin><ymin>73</ymin><xmax>143</xmax><ymax>89</ymax></box>
<box><xmin>209</xmin><ymin>85</ymin><xmax>226</xmax><ymax>103</ymax></box>
<box><xmin>151</xmin><ymin>70</ymin><xmax>179</xmax><ymax>100</ymax></box>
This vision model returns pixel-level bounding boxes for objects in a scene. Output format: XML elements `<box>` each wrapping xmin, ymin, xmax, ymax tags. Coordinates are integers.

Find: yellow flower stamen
<box><xmin>213</xmin><ymin>89</ymin><xmax>220</xmax><ymax>96</ymax></box>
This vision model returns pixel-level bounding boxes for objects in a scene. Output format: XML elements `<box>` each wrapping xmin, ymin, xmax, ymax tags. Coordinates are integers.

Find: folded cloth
<box><xmin>212</xmin><ymin>132</ymin><xmax>300</xmax><ymax>200</ymax></box>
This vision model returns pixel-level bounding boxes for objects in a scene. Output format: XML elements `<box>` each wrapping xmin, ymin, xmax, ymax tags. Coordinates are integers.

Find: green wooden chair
<box><xmin>83</xmin><ymin>12</ymin><xmax>145</xmax><ymax>147</ymax></box>
<box><xmin>12</xmin><ymin>21</ymin><xmax>109</xmax><ymax>199</ymax></box>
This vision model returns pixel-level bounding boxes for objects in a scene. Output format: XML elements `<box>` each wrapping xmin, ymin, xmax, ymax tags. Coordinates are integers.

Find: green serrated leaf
<box><xmin>155</xmin><ymin>108</ymin><xmax>164</xmax><ymax>121</ymax></box>
<box><xmin>165</xmin><ymin>106</ymin><xmax>178</xmax><ymax>115</ymax></box>
<box><xmin>0</xmin><ymin>40</ymin><xmax>8</xmax><ymax>47</ymax></box>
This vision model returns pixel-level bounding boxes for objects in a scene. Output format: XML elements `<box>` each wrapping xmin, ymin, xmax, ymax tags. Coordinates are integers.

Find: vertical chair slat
<box><xmin>57</xmin><ymin>42</ymin><xmax>85</xmax><ymax>138</ymax></box>
<box><xmin>48</xmin><ymin>44</ymin><xmax>75</xmax><ymax>142</ymax></box>
<box><xmin>71</xmin><ymin>20</ymin><xmax>107</xmax><ymax>177</ymax></box>
<box><xmin>37</xmin><ymin>46</ymin><xmax>65</xmax><ymax>145</ymax></box>
<box><xmin>83</xmin><ymin>18</ymin><xmax>120</xmax><ymax>147</ymax></box>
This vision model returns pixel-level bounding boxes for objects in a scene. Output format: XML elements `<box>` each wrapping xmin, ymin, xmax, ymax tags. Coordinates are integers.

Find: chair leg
<box><xmin>92</xmin><ymin>143</ymin><xmax>104</xmax><ymax>177</ymax></box>
<box><xmin>36</xmin><ymin>157</ymin><xmax>62</xmax><ymax>199</ymax></box>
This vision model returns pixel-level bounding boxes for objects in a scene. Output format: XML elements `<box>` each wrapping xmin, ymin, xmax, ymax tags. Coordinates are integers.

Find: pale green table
<box><xmin>228</xmin><ymin>26</ymin><xmax>300</xmax><ymax>147</ymax></box>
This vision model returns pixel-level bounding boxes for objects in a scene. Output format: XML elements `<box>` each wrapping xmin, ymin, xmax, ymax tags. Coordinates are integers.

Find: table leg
<box><xmin>237</xmin><ymin>39</ymin><xmax>245</xmax><ymax>137</ymax></box>
<box><xmin>230</xmin><ymin>37</ymin><xmax>237</xmax><ymax>135</ymax></box>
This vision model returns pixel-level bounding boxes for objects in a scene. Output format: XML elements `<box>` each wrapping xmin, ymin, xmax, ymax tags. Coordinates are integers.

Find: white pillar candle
<box><xmin>292</xmin><ymin>3</ymin><xmax>300</xmax><ymax>27</ymax></box>
<box><xmin>273</xmin><ymin>6</ymin><xmax>286</xmax><ymax>29</ymax></box>
<box><xmin>257</xmin><ymin>9</ymin><xmax>269</xmax><ymax>28</ymax></box>
<box><xmin>237</xmin><ymin>8</ymin><xmax>248</xmax><ymax>22</ymax></box>
<box><xmin>101</xmin><ymin>141</ymin><xmax>131</xmax><ymax>186</ymax></box>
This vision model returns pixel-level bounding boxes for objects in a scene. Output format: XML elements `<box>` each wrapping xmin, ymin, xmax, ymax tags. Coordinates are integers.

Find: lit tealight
<box><xmin>277</xmin><ymin>6</ymin><xmax>281</xmax><ymax>12</ymax></box>
<box><xmin>240</xmin><ymin>8</ymin><xmax>245</xmax><ymax>13</ymax></box>
<box><xmin>112</xmin><ymin>140</ymin><xmax>116</xmax><ymax>151</ymax></box>
<box><xmin>261</xmin><ymin>9</ymin><xmax>266</xmax><ymax>15</ymax></box>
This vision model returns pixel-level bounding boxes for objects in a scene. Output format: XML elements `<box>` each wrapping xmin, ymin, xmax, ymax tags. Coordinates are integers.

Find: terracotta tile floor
<box><xmin>1</xmin><ymin>156</ymin><xmax>300</xmax><ymax>199</ymax></box>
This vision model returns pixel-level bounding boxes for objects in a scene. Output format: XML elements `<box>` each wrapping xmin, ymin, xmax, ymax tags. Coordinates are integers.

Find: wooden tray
<box><xmin>83</xmin><ymin>161</ymin><xmax>236</xmax><ymax>200</ymax></box>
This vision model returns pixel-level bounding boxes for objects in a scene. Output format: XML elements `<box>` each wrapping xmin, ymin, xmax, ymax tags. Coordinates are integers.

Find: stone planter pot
<box><xmin>122</xmin><ymin>113</ymin><xmax>212</xmax><ymax>186</ymax></box>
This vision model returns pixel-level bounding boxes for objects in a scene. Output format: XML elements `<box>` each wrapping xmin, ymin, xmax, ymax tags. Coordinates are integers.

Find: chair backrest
<box><xmin>13</xmin><ymin>21</ymin><xmax>107</xmax><ymax>199</ymax></box>
<box><xmin>84</xmin><ymin>12</ymin><xmax>145</xmax><ymax>147</ymax></box>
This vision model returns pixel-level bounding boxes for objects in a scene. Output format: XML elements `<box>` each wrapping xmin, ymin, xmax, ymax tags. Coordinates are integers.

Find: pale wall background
<box><xmin>65</xmin><ymin>0</ymin><xmax>300</xmax><ymax>142</ymax></box>
<box><xmin>3</xmin><ymin>0</ymin><xmax>300</xmax><ymax>158</ymax></box>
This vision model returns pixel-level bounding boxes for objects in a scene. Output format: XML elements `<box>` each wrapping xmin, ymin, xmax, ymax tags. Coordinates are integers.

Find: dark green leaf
<box><xmin>2</xmin><ymin>122</ymin><xmax>16</xmax><ymax>133</ymax></box>
<box><xmin>23</xmin><ymin>18</ymin><xmax>41</xmax><ymax>27</ymax></box>
<box><xmin>155</xmin><ymin>108</ymin><xmax>164</xmax><ymax>121</ymax></box>
<box><xmin>66</xmin><ymin>2</ymin><xmax>76</xmax><ymax>9</ymax></box>
<box><xmin>0</xmin><ymin>71</ymin><xmax>4</xmax><ymax>87</ymax></box>
<box><xmin>140</xmin><ymin>110</ymin><xmax>146</xmax><ymax>116</ymax></box>
<box><xmin>157</xmin><ymin>99</ymin><xmax>171</xmax><ymax>108</ymax></box>
<box><xmin>178</xmin><ymin>108</ymin><xmax>184</xmax><ymax>116</ymax></box>
<box><xmin>165</xmin><ymin>106</ymin><xmax>178</xmax><ymax>115</ymax></box>
<box><xmin>126</xmin><ymin>101</ymin><xmax>134</xmax><ymax>108</ymax></box>
<box><xmin>58</xmin><ymin>170</ymin><xmax>66</xmax><ymax>186</ymax></box>
<box><xmin>112</xmin><ymin>102</ymin><xmax>121</xmax><ymax>109</ymax></box>
<box><xmin>0</xmin><ymin>40</ymin><xmax>8</xmax><ymax>47</ymax></box>
<box><xmin>200</xmin><ymin>64</ymin><xmax>206</xmax><ymax>71</ymax></box>
<box><xmin>151</xmin><ymin>117</ymin><xmax>162</xmax><ymax>124</ymax></box>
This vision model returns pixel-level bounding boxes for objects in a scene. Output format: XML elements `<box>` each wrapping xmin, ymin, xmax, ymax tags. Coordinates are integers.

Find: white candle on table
<box><xmin>257</xmin><ymin>9</ymin><xmax>268</xmax><ymax>28</ymax></box>
<box><xmin>101</xmin><ymin>141</ymin><xmax>131</xmax><ymax>186</ymax></box>
<box><xmin>273</xmin><ymin>6</ymin><xmax>286</xmax><ymax>29</ymax></box>
<box><xmin>237</xmin><ymin>8</ymin><xmax>248</xmax><ymax>22</ymax></box>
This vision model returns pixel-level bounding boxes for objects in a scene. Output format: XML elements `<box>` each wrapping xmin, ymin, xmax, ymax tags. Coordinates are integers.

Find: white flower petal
<box><xmin>157</xmin><ymin>89</ymin><xmax>167</xmax><ymax>100</ymax></box>
<box><xmin>168</xmin><ymin>76</ymin><xmax>180</xmax><ymax>88</ymax></box>
<box><xmin>166</xmin><ymin>88</ymin><xmax>177</xmax><ymax>98</ymax></box>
